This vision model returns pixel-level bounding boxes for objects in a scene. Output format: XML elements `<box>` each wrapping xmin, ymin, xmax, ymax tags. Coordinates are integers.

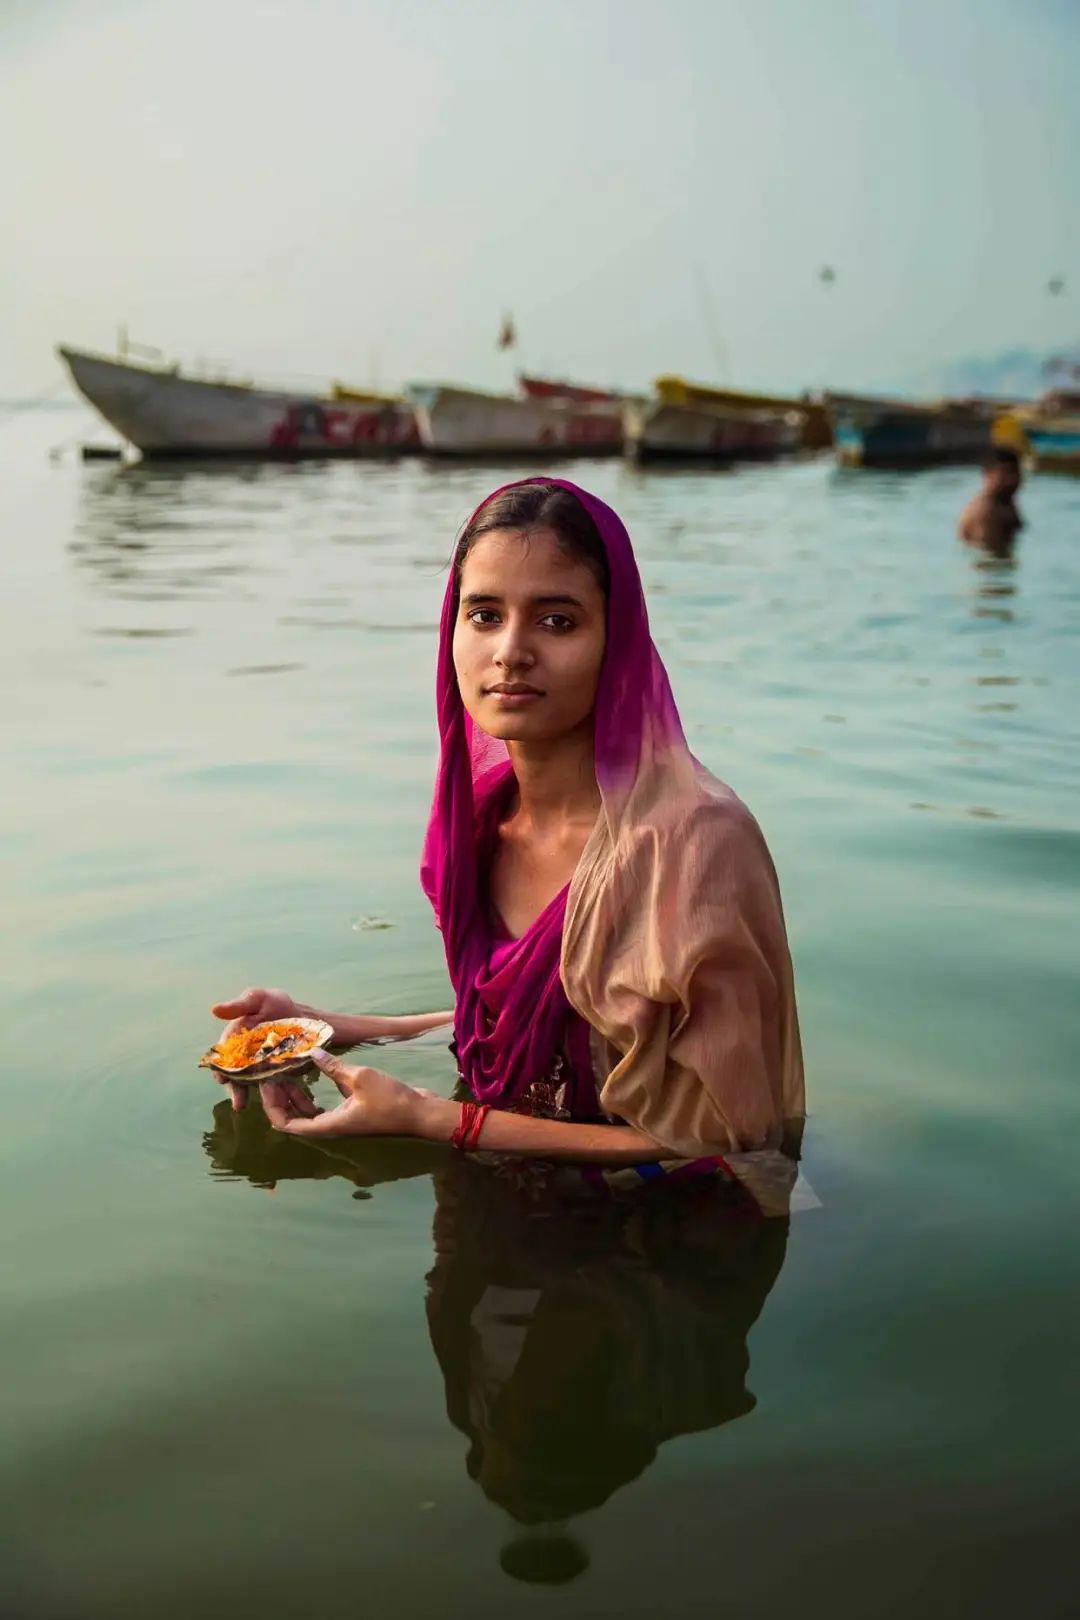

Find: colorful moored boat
<box><xmin>826</xmin><ymin>392</ymin><xmax>1000</xmax><ymax>468</ymax></box>
<box><xmin>625</xmin><ymin>379</ymin><xmax>802</xmax><ymax>464</ymax></box>
<box><xmin>1027</xmin><ymin>416</ymin><xmax>1080</xmax><ymax>474</ymax></box>
<box><xmin>653</xmin><ymin>376</ymin><xmax>832</xmax><ymax>450</ymax></box>
<box><xmin>998</xmin><ymin>390</ymin><xmax>1080</xmax><ymax>475</ymax></box>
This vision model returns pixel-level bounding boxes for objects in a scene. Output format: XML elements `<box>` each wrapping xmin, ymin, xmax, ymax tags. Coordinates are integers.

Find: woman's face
<box><xmin>453</xmin><ymin>526</ymin><xmax>607</xmax><ymax>744</ymax></box>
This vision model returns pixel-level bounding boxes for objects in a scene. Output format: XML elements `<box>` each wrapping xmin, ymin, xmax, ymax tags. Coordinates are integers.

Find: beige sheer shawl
<box><xmin>562</xmin><ymin>753</ymin><xmax>805</xmax><ymax>1163</ymax></box>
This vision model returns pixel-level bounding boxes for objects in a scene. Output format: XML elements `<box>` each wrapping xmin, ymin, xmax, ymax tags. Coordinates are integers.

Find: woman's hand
<box><xmin>212</xmin><ymin>985</ymin><xmax>300</xmax><ymax>1030</ymax></box>
<box><xmin>210</xmin><ymin>985</ymin><xmax>311</xmax><ymax>1114</ymax></box>
<box><xmin>260</xmin><ymin>1050</ymin><xmax>437</xmax><ymax>1140</ymax></box>
<box><xmin>207</xmin><ymin>989</ymin><xmax>456</xmax><ymax>1113</ymax></box>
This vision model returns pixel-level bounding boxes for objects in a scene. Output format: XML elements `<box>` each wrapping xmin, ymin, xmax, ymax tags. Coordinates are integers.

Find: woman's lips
<box><xmin>488</xmin><ymin>689</ymin><xmax>544</xmax><ymax>708</ymax></box>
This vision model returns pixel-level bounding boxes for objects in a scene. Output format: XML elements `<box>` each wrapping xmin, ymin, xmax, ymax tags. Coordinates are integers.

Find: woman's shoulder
<box><xmin>621</xmin><ymin>768</ymin><xmax>769</xmax><ymax>865</ymax></box>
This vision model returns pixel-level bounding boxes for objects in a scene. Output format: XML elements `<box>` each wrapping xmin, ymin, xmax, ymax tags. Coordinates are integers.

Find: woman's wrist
<box><xmin>413</xmin><ymin>1093</ymin><xmax>459</xmax><ymax>1144</ymax></box>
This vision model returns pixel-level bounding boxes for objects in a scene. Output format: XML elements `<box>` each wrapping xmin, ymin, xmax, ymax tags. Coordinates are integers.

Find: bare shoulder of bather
<box><xmin>958</xmin><ymin>491</ymin><xmax>992</xmax><ymax>545</ymax></box>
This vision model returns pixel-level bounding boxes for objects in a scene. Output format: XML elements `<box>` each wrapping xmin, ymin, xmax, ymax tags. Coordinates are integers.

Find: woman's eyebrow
<box><xmin>461</xmin><ymin>591</ymin><xmax>586</xmax><ymax>609</ymax></box>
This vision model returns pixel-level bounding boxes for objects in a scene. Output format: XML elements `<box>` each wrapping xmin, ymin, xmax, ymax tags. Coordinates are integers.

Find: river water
<box><xmin>3</xmin><ymin>405</ymin><xmax>1078</xmax><ymax>1618</ymax></box>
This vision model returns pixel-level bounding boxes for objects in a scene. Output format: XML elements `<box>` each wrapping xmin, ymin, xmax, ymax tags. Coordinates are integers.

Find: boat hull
<box><xmin>58</xmin><ymin>347</ymin><xmax>420</xmax><ymax>458</ymax></box>
<box><xmin>653</xmin><ymin>376</ymin><xmax>832</xmax><ymax>450</ymax></box>
<box><xmin>1026</xmin><ymin>419</ymin><xmax>1080</xmax><ymax>475</ymax></box>
<box><xmin>829</xmin><ymin>395</ymin><xmax>995</xmax><ymax>468</ymax></box>
<box><xmin>625</xmin><ymin>401</ymin><xmax>801</xmax><ymax>462</ymax></box>
<box><xmin>409</xmin><ymin>385</ymin><xmax>623</xmax><ymax>457</ymax></box>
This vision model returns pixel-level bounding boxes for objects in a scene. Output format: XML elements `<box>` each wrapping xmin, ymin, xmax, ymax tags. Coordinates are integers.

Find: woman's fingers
<box><xmin>210</xmin><ymin>1063</ymin><xmax>248</xmax><ymax>1110</ymax></box>
<box><xmin>277</xmin><ymin>1105</ymin><xmax>356</xmax><ymax>1139</ymax></box>
<box><xmin>259</xmin><ymin>1078</ymin><xmax>324</xmax><ymax>1129</ymax></box>
<box><xmin>309</xmin><ymin>1049</ymin><xmax>357</xmax><ymax>1097</ymax></box>
<box><xmin>259</xmin><ymin>1080</ymin><xmax>295</xmax><ymax>1131</ymax></box>
<box><xmin>282</xmin><ymin>1079</ymin><xmax>321</xmax><ymax>1118</ymax></box>
<box><xmin>210</xmin><ymin>988</ymin><xmax>261</xmax><ymax>1024</ymax></box>
<box><xmin>210</xmin><ymin>995</ymin><xmax>265</xmax><ymax>1109</ymax></box>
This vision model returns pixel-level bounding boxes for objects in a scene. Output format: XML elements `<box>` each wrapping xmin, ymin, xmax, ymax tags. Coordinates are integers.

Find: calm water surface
<box><xmin>3</xmin><ymin>407</ymin><xmax>1079</xmax><ymax>1618</ymax></box>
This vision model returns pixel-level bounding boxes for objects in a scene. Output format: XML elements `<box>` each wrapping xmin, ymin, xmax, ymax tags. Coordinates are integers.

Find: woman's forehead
<box><xmin>460</xmin><ymin>527</ymin><xmax>603</xmax><ymax>597</ymax></box>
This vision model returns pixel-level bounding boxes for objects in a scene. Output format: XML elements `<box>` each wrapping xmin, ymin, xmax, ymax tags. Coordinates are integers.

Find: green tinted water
<box><xmin>3</xmin><ymin>409</ymin><xmax>1078</xmax><ymax>1618</ymax></box>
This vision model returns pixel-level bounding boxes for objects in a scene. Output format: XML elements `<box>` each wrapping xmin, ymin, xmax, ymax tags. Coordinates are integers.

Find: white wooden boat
<box><xmin>624</xmin><ymin>396</ymin><xmax>802</xmax><ymax>462</ymax></box>
<box><xmin>58</xmin><ymin>345</ymin><xmax>420</xmax><ymax>458</ymax></box>
<box><xmin>407</xmin><ymin>381</ymin><xmax>625</xmax><ymax>456</ymax></box>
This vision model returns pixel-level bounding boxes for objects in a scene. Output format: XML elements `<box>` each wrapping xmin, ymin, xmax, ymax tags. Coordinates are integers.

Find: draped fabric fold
<box><xmin>421</xmin><ymin>478</ymin><xmax>805</xmax><ymax>1158</ymax></box>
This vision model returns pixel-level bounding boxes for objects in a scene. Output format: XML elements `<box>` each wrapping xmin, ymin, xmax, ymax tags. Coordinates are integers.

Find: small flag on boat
<box><xmin>497</xmin><ymin>312</ymin><xmax>517</xmax><ymax>350</ymax></box>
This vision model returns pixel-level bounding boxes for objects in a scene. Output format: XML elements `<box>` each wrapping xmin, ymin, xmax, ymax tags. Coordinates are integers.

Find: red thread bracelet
<box><xmin>451</xmin><ymin>1100</ymin><xmax>491</xmax><ymax>1152</ymax></box>
<box><xmin>450</xmin><ymin>1100</ymin><xmax>476</xmax><ymax>1150</ymax></box>
<box><xmin>466</xmin><ymin>1103</ymin><xmax>490</xmax><ymax>1150</ymax></box>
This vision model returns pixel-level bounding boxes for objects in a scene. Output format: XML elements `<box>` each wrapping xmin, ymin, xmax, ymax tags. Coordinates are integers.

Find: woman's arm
<box><xmin>211</xmin><ymin>987</ymin><xmax>454</xmax><ymax>1048</ymax></box>
<box><xmin>264</xmin><ymin>1052</ymin><xmax>669</xmax><ymax>1165</ymax></box>
<box><xmin>413</xmin><ymin>1094</ymin><xmax>666</xmax><ymax>1164</ymax></box>
<box><xmin>316</xmin><ymin>1008</ymin><xmax>455</xmax><ymax>1047</ymax></box>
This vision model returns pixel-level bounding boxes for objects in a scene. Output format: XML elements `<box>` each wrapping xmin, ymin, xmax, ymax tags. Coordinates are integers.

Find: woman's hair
<box><xmin>452</xmin><ymin>481</ymin><xmax>610</xmax><ymax>596</ymax></box>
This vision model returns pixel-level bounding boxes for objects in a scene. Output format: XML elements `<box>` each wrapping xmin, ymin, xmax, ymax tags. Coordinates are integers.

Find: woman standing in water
<box><xmin>211</xmin><ymin>480</ymin><xmax>804</xmax><ymax>1185</ymax></box>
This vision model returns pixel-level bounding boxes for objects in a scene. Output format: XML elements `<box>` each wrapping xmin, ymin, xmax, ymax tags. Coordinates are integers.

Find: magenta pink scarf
<box><xmin>420</xmin><ymin>478</ymin><xmax>687</xmax><ymax>1107</ymax></box>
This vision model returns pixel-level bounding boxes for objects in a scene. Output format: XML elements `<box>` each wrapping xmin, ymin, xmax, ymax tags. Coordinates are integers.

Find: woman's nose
<box><xmin>493</xmin><ymin>622</ymin><xmax>535</xmax><ymax>671</ymax></box>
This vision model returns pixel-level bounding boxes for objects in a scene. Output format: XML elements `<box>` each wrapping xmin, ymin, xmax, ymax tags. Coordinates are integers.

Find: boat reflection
<box><xmin>69</xmin><ymin>457</ymin><xmax>317</xmax><ymax>604</ymax></box>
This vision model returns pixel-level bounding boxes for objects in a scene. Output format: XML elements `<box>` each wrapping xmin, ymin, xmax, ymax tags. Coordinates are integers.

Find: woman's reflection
<box><xmin>426</xmin><ymin>1157</ymin><xmax>787</xmax><ymax>1532</ymax></box>
<box><xmin>203</xmin><ymin>1099</ymin><xmax>788</xmax><ymax>1575</ymax></box>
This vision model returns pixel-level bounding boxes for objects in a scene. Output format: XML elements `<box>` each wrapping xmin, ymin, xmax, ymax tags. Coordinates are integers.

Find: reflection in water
<box><xmin>201</xmin><ymin>1100</ymin><xmax>787</xmax><ymax>1583</ymax></box>
<box><xmin>427</xmin><ymin>1158</ymin><xmax>787</xmax><ymax>1577</ymax></box>
<box><xmin>202</xmin><ymin>1094</ymin><xmax>443</xmax><ymax>1196</ymax></box>
<box><xmin>69</xmin><ymin>459</ymin><xmax>304</xmax><ymax>604</ymax></box>
<box><xmin>970</xmin><ymin>552</ymin><xmax>1018</xmax><ymax>625</ymax></box>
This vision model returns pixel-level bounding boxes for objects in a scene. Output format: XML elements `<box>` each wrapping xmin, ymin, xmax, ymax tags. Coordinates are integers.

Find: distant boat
<box><xmin>518</xmin><ymin>375</ymin><xmax>626</xmax><ymax>407</ymax></box>
<box><xmin>408</xmin><ymin>380</ymin><xmax>626</xmax><ymax>456</ymax></box>
<box><xmin>1001</xmin><ymin>390</ymin><xmax>1080</xmax><ymax>475</ymax></box>
<box><xmin>826</xmin><ymin>392</ymin><xmax>1000</xmax><ymax>468</ymax></box>
<box><xmin>57</xmin><ymin>345</ymin><xmax>419</xmax><ymax>458</ymax></box>
<box><xmin>624</xmin><ymin>379</ymin><xmax>802</xmax><ymax>463</ymax></box>
<box><xmin>652</xmin><ymin>376</ymin><xmax>833</xmax><ymax>450</ymax></box>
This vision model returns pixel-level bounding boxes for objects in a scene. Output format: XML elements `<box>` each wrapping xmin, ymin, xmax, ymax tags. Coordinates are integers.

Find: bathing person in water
<box><xmin>958</xmin><ymin>448</ymin><xmax>1024</xmax><ymax>555</ymax></box>
<box><xmin>210</xmin><ymin>481</ymin><xmax>804</xmax><ymax>1185</ymax></box>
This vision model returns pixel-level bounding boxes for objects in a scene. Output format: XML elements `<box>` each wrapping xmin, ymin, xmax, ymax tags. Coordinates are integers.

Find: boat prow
<box><xmin>57</xmin><ymin>344</ymin><xmax>419</xmax><ymax>459</ymax></box>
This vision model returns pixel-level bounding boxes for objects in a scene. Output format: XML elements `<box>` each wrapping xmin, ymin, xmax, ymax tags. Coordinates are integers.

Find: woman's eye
<box><xmin>467</xmin><ymin>609</ymin><xmax>501</xmax><ymax>626</ymax></box>
<box><xmin>541</xmin><ymin>613</ymin><xmax>575</xmax><ymax>632</ymax></box>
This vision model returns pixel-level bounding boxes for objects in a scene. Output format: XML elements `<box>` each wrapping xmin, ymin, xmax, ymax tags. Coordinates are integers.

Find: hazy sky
<box><xmin>5</xmin><ymin>0</ymin><xmax>1078</xmax><ymax>398</ymax></box>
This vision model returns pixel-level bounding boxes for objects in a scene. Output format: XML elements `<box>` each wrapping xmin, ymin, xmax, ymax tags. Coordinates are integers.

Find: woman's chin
<box><xmin>472</xmin><ymin>709</ymin><xmax>559</xmax><ymax>744</ymax></box>
<box><xmin>482</xmin><ymin>716</ymin><xmax>546</xmax><ymax>742</ymax></box>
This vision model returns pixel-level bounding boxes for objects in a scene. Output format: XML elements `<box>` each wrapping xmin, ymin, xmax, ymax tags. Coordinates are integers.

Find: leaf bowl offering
<box><xmin>199</xmin><ymin>1018</ymin><xmax>334</xmax><ymax>1082</ymax></box>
